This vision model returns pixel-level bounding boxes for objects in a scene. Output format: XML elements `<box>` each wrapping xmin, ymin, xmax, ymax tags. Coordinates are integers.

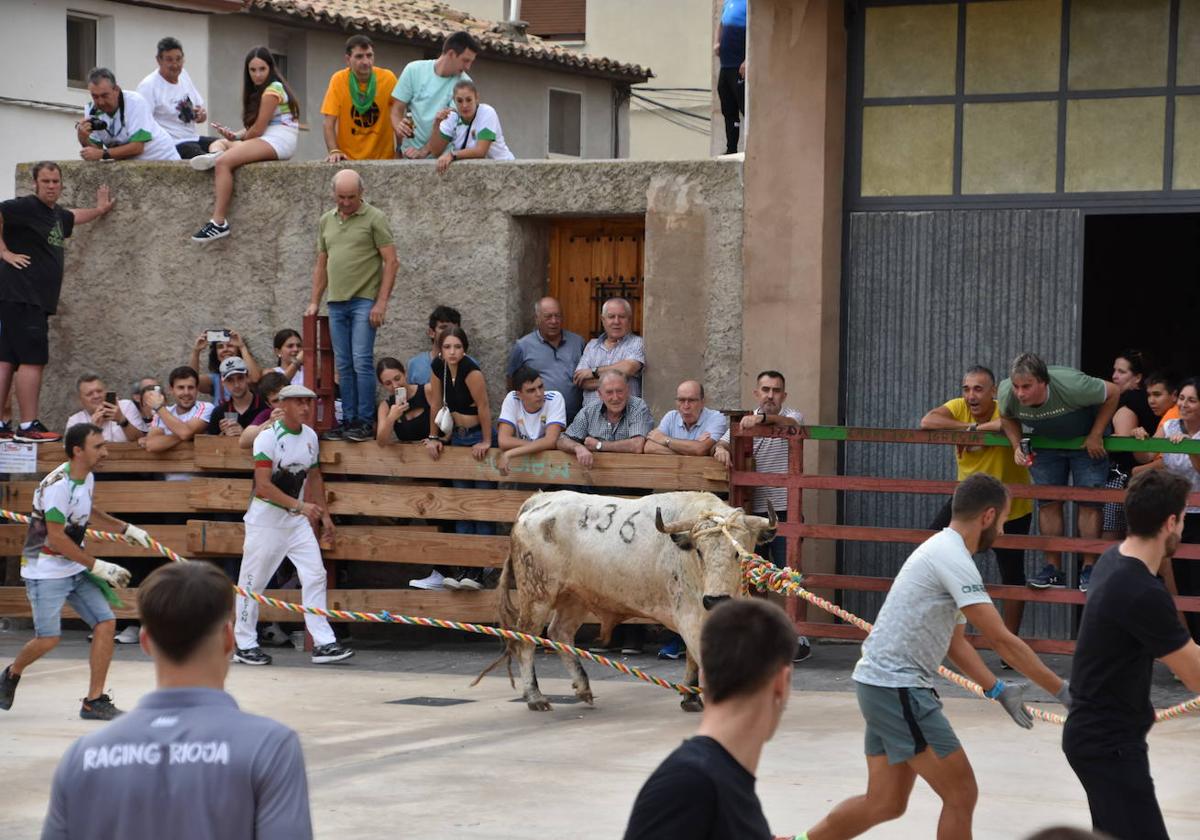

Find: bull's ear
<box><xmin>670</xmin><ymin>532</ymin><xmax>694</xmax><ymax>551</ymax></box>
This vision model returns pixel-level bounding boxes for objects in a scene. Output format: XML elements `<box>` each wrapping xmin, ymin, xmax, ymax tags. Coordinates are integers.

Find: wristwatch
<box><xmin>288</xmin><ymin>503</ymin><xmax>303</xmax><ymax>516</ymax></box>
<box><xmin>101</xmin><ymin>148</ymin><xmax>111</xmax><ymax>160</ymax></box>
<box><xmin>966</xmin><ymin>422</ymin><xmax>977</xmax><ymax>432</ymax></box>
<box><xmin>591</xmin><ymin>367</ymin><xmax>599</xmax><ymax>380</ymax></box>
<box><xmin>118</xmin><ymin>418</ymin><xmax>129</xmax><ymax>428</ymax></box>
<box><xmin>594</xmin><ymin>440</ymin><xmax>603</xmax><ymax>451</ymax></box>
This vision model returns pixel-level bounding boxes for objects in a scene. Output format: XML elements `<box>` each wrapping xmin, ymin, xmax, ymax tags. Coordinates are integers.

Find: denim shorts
<box><xmin>1030</xmin><ymin>448</ymin><xmax>1110</xmax><ymax>507</ymax></box>
<box><xmin>25</xmin><ymin>572</ymin><xmax>114</xmax><ymax>637</ymax></box>
<box><xmin>856</xmin><ymin>681</ymin><xmax>962</xmax><ymax>765</ymax></box>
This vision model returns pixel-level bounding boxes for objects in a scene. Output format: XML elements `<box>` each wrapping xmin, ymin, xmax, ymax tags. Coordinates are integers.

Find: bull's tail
<box><xmin>471</xmin><ymin>550</ymin><xmax>519</xmax><ymax>689</ymax></box>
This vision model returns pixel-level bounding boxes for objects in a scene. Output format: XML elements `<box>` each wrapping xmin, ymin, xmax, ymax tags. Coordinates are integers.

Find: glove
<box><xmin>123</xmin><ymin>523</ymin><xmax>152</xmax><ymax>549</ymax></box>
<box><xmin>1055</xmin><ymin>679</ymin><xmax>1072</xmax><ymax>711</ymax></box>
<box><xmin>92</xmin><ymin>559</ymin><xmax>131</xmax><ymax>589</ymax></box>
<box><xmin>991</xmin><ymin>680</ymin><xmax>1033</xmax><ymax>729</ymax></box>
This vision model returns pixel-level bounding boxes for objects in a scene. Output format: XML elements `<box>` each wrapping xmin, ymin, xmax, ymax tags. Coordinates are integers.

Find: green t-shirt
<box><xmin>997</xmin><ymin>365</ymin><xmax>1108</xmax><ymax>438</ymax></box>
<box><xmin>317</xmin><ymin>202</ymin><xmax>394</xmax><ymax>302</ymax></box>
<box><xmin>392</xmin><ymin>59</ymin><xmax>471</xmax><ymax>151</ymax></box>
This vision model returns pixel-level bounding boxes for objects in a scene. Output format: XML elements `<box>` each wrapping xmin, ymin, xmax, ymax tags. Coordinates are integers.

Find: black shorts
<box><xmin>175</xmin><ymin>136</ymin><xmax>218</xmax><ymax>159</ymax></box>
<box><xmin>0</xmin><ymin>301</ymin><xmax>50</xmax><ymax>366</ymax></box>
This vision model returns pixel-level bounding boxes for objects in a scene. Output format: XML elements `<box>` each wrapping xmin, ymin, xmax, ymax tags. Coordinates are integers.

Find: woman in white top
<box><xmin>189</xmin><ymin>46</ymin><xmax>300</xmax><ymax>242</ymax></box>
<box><xmin>432</xmin><ymin>81</ymin><xmax>515</xmax><ymax>174</ymax></box>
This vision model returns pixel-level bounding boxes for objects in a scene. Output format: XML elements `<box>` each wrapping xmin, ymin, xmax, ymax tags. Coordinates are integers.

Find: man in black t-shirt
<box><xmin>206</xmin><ymin>357</ymin><xmax>267</xmax><ymax>436</ymax></box>
<box><xmin>0</xmin><ymin>162</ymin><xmax>114</xmax><ymax>442</ymax></box>
<box><xmin>623</xmin><ymin>599</ymin><xmax>796</xmax><ymax>840</ymax></box>
<box><xmin>1064</xmin><ymin>469</ymin><xmax>1200</xmax><ymax>840</ymax></box>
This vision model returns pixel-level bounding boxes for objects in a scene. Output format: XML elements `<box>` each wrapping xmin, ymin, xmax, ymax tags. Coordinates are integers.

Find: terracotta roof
<box><xmin>243</xmin><ymin>0</ymin><xmax>651</xmax><ymax>82</ymax></box>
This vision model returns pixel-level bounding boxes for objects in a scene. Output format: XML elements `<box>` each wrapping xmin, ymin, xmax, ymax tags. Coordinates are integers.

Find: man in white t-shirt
<box><xmin>432</xmin><ymin>81</ymin><xmax>514</xmax><ymax>174</ymax></box>
<box><xmin>802</xmin><ymin>474</ymin><xmax>1071</xmax><ymax>840</ymax></box>
<box><xmin>143</xmin><ymin>365</ymin><xmax>213</xmax><ymax>454</ymax></box>
<box><xmin>66</xmin><ymin>374</ymin><xmax>143</xmax><ymax>442</ymax></box>
<box><xmin>234</xmin><ymin>384</ymin><xmax>352</xmax><ymax>667</ymax></box>
<box><xmin>0</xmin><ymin>423</ymin><xmax>151</xmax><ymax>720</ymax></box>
<box><xmin>136</xmin><ymin>36</ymin><xmax>217</xmax><ymax>160</ymax></box>
<box><xmin>496</xmin><ymin>366</ymin><xmax>566</xmax><ymax>476</ymax></box>
<box><xmin>76</xmin><ymin>68</ymin><xmax>180</xmax><ymax>162</ymax></box>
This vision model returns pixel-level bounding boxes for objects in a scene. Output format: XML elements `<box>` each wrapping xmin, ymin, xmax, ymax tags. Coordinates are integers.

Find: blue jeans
<box><xmin>327</xmin><ymin>297</ymin><xmax>377</xmax><ymax>426</ymax></box>
<box><xmin>25</xmin><ymin>572</ymin><xmax>114</xmax><ymax>637</ymax></box>
<box><xmin>451</xmin><ymin>426</ymin><xmax>496</xmax><ymax>536</ymax></box>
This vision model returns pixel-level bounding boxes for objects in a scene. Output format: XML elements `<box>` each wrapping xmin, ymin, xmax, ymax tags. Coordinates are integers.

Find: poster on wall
<box><xmin>0</xmin><ymin>441</ymin><xmax>37</xmax><ymax>473</ymax></box>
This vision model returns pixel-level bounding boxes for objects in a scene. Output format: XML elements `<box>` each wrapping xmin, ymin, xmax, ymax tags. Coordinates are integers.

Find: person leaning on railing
<box><xmin>374</xmin><ymin>357</ymin><xmax>432</xmax><ymax>446</ymax></box>
<box><xmin>1102</xmin><ymin>350</ymin><xmax>1157</xmax><ymax>544</ymax></box>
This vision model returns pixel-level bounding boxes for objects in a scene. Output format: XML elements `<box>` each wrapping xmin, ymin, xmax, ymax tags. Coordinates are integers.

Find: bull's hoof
<box><xmin>526</xmin><ymin>696</ymin><xmax>553</xmax><ymax>711</ymax></box>
<box><xmin>680</xmin><ymin>695</ymin><xmax>704</xmax><ymax>713</ymax></box>
<box><xmin>577</xmin><ymin>690</ymin><xmax>595</xmax><ymax>706</ymax></box>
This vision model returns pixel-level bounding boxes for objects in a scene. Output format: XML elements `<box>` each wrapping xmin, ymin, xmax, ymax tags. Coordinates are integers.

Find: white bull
<box><xmin>474</xmin><ymin>490</ymin><xmax>777</xmax><ymax>712</ymax></box>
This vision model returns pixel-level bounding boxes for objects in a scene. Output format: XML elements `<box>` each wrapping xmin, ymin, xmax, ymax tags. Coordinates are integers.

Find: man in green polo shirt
<box><xmin>304</xmin><ymin>169</ymin><xmax>397</xmax><ymax>442</ymax></box>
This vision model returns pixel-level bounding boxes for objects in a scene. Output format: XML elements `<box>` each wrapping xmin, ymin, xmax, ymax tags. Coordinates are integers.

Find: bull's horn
<box><xmin>765</xmin><ymin>499</ymin><xmax>778</xmax><ymax>528</ymax></box>
<box><xmin>655</xmin><ymin>508</ymin><xmax>694</xmax><ymax>534</ymax></box>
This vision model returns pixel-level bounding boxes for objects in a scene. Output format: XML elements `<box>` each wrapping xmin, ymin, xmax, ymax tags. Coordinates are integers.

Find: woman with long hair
<box><xmin>374</xmin><ymin>357</ymin><xmax>432</xmax><ymax>445</ymax></box>
<box><xmin>189</xmin><ymin>46</ymin><xmax>300</xmax><ymax>242</ymax></box>
<box><xmin>272</xmin><ymin>328</ymin><xmax>304</xmax><ymax>386</ymax></box>
<box><xmin>1099</xmin><ymin>350</ymin><xmax>1158</xmax><ymax>549</ymax></box>
<box><xmin>187</xmin><ymin>329</ymin><xmax>261</xmax><ymax>403</ymax></box>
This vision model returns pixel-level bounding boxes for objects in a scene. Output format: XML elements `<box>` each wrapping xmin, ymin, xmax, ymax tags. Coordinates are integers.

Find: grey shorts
<box><xmin>856</xmin><ymin>681</ymin><xmax>962</xmax><ymax>765</ymax></box>
<box><xmin>24</xmin><ymin>572</ymin><xmax>114</xmax><ymax>637</ymax></box>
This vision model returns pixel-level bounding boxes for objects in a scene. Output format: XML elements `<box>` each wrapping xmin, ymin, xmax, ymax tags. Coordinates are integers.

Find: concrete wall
<box><xmin>0</xmin><ymin>0</ymin><xmax>211</xmax><ymax>199</ymax></box>
<box><xmin>19</xmin><ymin>158</ymin><xmax>742</xmax><ymax>427</ymax></box>
<box><xmin>206</xmin><ymin>16</ymin><xmax>623</xmax><ymax>163</ymax></box>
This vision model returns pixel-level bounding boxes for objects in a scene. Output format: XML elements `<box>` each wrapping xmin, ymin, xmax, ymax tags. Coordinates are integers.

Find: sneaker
<box><xmin>321</xmin><ymin>425</ymin><xmax>347</xmax><ymax>442</ymax></box>
<box><xmin>620</xmin><ymin>643</ymin><xmax>644</xmax><ymax>655</ymax></box>
<box><xmin>14</xmin><ymin>421</ymin><xmax>62</xmax><ymax>443</ymax></box>
<box><xmin>1000</xmin><ymin>659</ymin><xmax>1013</xmax><ymax>670</ymax></box>
<box><xmin>442</xmin><ymin>575</ymin><xmax>462</xmax><ymax>591</ymax></box>
<box><xmin>0</xmin><ymin>665</ymin><xmax>19</xmax><ymax>710</ymax></box>
<box><xmin>311</xmin><ymin>643</ymin><xmax>354</xmax><ymax>664</ymax></box>
<box><xmin>233</xmin><ymin>646</ymin><xmax>272</xmax><ymax>666</ymax></box>
<box><xmin>191</xmin><ymin>219</ymin><xmax>230</xmax><ymax>242</ymax></box>
<box><xmin>657</xmin><ymin>637</ymin><xmax>686</xmax><ymax>660</ymax></box>
<box><xmin>345</xmin><ymin>422</ymin><xmax>374</xmax><ymax>443</ymax></box>
<box><xmin>409</xmin><ymin>570</ymin><xmax>445</xmax><ymax>590</ymax></box>
<box><xmin>114</xmin><ymin>625</ymin><xmax>140</xmax><ymax>645</ymax></box>
<box><xmin>456</xmin><ymin>571</ymin><xmax>484</xmax><ymax>591</ymax></box>
<box><xmin>80</xmin><ymin>693</ymin><xmax>123</xmax><ymax>720</ymax></box>
<box><xmin>189</xmin><ymin>150</ymin><xmax>223</xmax><ymax>171</ymax></box>
<box><xmin>794</xmin><ymin>635</ymin><xmax>812</xmax><ymax>663</ymax></box>
<box><xmin>260</xmin><ymin>623</ymin><xmax>290</xmax><ymax>647</ymax></box>
<box><xmin>0</xmin><ymin>421</ymin><xmax>12</xmax><ymax>440</ymax></box>
<box><xmin>1028</xmin><ymin>563</ymin><xmax>1066</xmax><ymax>589</ymax></box>
<box><xmin>588</xmin><ymin>641</ymin><xmax>619</xmax><ymax>654</ymax></box>
<box><xmin>1078</xmin><ymin>565</ymin><xmax>1093</xmax><ymax>592</ymax></box>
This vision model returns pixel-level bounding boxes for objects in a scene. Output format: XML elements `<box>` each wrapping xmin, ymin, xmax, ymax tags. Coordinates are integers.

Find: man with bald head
<box><xmin>645</xmin><ymin>380</ymin><xmax>727</xmax><ymax>456</ymax></box>
<box><xmin>507</xmin><ymin>296</ymin><xmax>585</xmax><ymax>421</ymax></box>
<box><xmin>306</xmin><ymin>169</ymin><xmax>397</xmax><ymax>442</ymax></box>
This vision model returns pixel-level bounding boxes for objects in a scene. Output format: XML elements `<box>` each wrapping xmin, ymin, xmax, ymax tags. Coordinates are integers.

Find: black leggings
<box><xmin>716</xmin><ymin>66</ymin><xmax>745</xmax><ymax>154</ymax></box>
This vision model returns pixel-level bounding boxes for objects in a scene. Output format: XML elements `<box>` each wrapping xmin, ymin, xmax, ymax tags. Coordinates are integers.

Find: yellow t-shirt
<box><xmin>320</xmin><ymin>68</ymin><xmax>398</xmax><ymax>160</ymax></box>
<box><xmin>944</xmin><ymin>398</ymin><xmax>1033</xmax><ymax>521</ymax></box>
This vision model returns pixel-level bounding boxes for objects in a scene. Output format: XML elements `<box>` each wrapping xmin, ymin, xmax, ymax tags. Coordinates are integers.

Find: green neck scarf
<box><xmin>348</xmin><ymin>70</ymin><xmax>377</xmax><ymax>115</ymax></box>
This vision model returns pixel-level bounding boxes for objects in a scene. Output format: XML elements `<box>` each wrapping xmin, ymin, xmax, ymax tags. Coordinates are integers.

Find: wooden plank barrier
<box><xmin>2</xmin><ymin>437</ymin><xmax>728</xmax><ymax>623</ymax></box>
<box><xmin>728</xmin><ymin>425</ymin><xmax>1200</xmax><ymax>655</ymax></box>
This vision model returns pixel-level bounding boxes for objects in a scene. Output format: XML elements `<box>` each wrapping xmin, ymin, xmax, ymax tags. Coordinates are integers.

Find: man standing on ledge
<box><xmin>0</xmin><ymin>162</ymin><xmax>113</xmax><ymax>442</ymax></box>
<box><xmin>321</xmin><ymin>34</ymin><xmax>397</xmax><ymax>162</ymax></box>
<box><xmin>305</xmin><ymin>169</ymin><xmax>397</xmax><ymax>442</ymax></box>
<box><xmin>1063</xmin><ymin>470</ymin><xmax>1200</xmax><ymax>840</ymax></box>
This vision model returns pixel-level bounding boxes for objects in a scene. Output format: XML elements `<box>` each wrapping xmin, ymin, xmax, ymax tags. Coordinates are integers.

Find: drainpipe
<box><xmin>509</xmin><ymin>0</ymin><xmax>522</xmax><ymax>21</ymax></box>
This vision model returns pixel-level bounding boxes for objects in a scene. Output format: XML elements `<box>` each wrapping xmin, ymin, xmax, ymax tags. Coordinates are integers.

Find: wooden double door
<box><xmin>548</xmin><ymin>218</ymin><xmax>645</xmax><ymax>340</ymax></box>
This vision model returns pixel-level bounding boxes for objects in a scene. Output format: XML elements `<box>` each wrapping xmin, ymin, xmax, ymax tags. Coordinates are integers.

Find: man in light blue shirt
<box><xmin>645</xmin><ymin>379</ymin><xmax>727</xmax><ymax>456</ymax></box>
<box><xmin>391</xmin><ymin>31</ymin><xmax>478</xmax><ymax>158</ymax></box>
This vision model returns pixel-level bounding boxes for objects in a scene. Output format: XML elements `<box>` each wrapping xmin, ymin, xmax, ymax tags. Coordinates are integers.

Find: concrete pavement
<box><xmin>3</xmin><ymin>631</ymin><xmax>1199</xmax><ymax>838</ymax></box>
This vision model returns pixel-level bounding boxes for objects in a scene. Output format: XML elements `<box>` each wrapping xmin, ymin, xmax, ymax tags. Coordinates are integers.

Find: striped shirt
<box><xmin>719</xmin><ymin>407</ymin><xmax>804</xmax><ymax>513</ymax></box>
<box><xmin>565</xmin><ymin>397</ymin><xmax>654</xmax><ymax>443</ymax></box>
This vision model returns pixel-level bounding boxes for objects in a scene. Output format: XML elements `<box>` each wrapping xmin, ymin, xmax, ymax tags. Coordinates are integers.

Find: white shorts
<box><xmin>260</xmin><ymin>124</ymin><xmax>298</xmax><ymax>160</ymax></box>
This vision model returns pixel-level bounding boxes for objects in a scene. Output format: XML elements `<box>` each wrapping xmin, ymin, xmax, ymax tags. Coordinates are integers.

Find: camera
<box><xmin>177</xmin><ymin>98</ymin><xmax>196</xmax><ymax>125</ymax></box>
<box><xmin>85</xmin><ymin>115</ymin><xmax>108</xmax><ymax>132</ymax></box>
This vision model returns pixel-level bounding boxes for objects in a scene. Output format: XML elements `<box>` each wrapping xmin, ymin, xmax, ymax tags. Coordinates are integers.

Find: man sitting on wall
<box><xmin>390</xmin><ymin>31</ymin><xmax>478</xmax><ymax>159</ymax></box>
<box><xmin>66</xmin><ymin>374</ymin><xmax>144</xmax><ymax>442</ymax></box>
<box><xmin>322</xmin><ymin>34</ymin><xmax>398</xmax><ymax>162</ymax></box>
<box><xmin>77</xmin><ymin>68</ymin><xmax>180</xmax><ymax>162</ymax></box>
<box><xmin>143</xmin><ymin>366</ymin><xmax>213</xmax><ymax>454</ymax></box>
<box><xmin>136</xmin><ymin>37</ymin><xmax>217</xmax><ymax>159</ymax></box>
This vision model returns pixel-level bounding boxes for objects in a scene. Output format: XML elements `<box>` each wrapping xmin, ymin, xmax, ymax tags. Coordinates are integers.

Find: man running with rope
<box><xmin>800</xmin><ymin>474</ymin><xmax>1070</xmax><ymax>840</ymax></box>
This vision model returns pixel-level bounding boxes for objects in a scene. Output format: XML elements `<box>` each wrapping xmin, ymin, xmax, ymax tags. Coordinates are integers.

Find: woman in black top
<box><xmin>1102</xmin><ymin>350</ymin><xmax>1159</xmax><ymax>545</ymax></box>
<box><xmin>425</xmin><ymin>326</ymin><xmax>495</xmax><ymax>590</ymax></box>
<box><xmin>374</xmin><ymin>357</ymin><xmax>431</xmax><ymax>445</ymax></box>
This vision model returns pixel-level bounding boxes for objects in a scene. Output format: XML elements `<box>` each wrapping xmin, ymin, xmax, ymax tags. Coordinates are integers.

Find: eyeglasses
<box><xmin>676</xmin><ymin>397</ymin><xmax>701</xmax><ymax>403</ymax></box>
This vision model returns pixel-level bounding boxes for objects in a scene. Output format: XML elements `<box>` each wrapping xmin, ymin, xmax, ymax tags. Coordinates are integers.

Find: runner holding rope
<box><xmin>800</xmin><ymin>474</ymin><xmax>1070</xmax><ymax>840</ymax></box>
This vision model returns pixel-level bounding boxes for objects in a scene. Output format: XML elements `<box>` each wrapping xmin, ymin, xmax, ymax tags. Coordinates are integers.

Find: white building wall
<box><xmin>0</xmin><ymin>0</ymin><xmax>211</xmax><ymax>198</ymax></box>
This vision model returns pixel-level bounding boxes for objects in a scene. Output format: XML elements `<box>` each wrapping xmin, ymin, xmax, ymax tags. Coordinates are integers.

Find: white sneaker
<box><xmin>189</xmin><ymin>150</ymin><xmax>223</xmax><ymax>171</ymax></box>
<box><xmin>442</xmin><ymin>576</ymin><xmax>462</xmax><ymax>591</ymax></box>
<box><xmin>409</xmin><ymin>570</ymin><xmax>445</xmax><ymax>590</ymax></box>
<box><xmin>457</xmin><ymin>576</ymin><xmax>483</xmax><ymax>591</ymax></box>
<box><xmin>114</xmin><ymin>625</ymin><xmax>140</xmax><ymax>644</ymax></box>
<box><xmin>260</xmin><ymin>624</ymin><xmax>289</xmax><ymax>647</ymax></box>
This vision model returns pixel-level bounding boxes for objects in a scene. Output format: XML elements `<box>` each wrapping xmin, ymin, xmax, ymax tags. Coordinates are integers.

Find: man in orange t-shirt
<box><xmin>321</xmin><ymin>35</ymin><xmax>397</xmax><ymax>161</ymax></box>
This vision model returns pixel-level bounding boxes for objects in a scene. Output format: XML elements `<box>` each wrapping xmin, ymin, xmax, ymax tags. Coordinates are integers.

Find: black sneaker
<box><xmin>14</xmin><ymin>420</ymin><xmax>62</xmax><ymax>443</ymax></box>
<box><xmin>1028</xmin><ymin>563</ymin><xmax>1066</xmax><ymax>589</ymax></box>
<box><xmin>0</xmin><ymin>421</ymin><xmax>13</xmax><ymax>440</ymax></box>
<box><xmin>794</xmin><ymin>635</ymin><xmax>812</xmax><ymax>663</ymax></box>
<box><xmin>80</xmin><ymin>693</ymin><xmax>123</xmax><ymax>720</ymax></box>
<box><xmin>321</xmin><ymin>425</ymin><xmax>347</xmax><ymax>442</ymax></box>
<box><xmin>0</xmin><ymin>665</ymin><xmax>19</xmax><ymax>710</ymax></box>
<box><xmin>233</xmin><ymin>646</ymin><xmax>272</xmax><ymax>666</ymax></box>
<box><xmin>345</xmin><ymin>422</ymin><xmax>374</xmax><ymax>443</ymax></box>
<box><xmin>311</xmin><ymin>643</ymin><xmax>354</xmax><ymax>664</ymax></box>
<box><xmin>191</xmin><ymin>220</ymin><xmax>230</xmax><ymax>242</ymax></box>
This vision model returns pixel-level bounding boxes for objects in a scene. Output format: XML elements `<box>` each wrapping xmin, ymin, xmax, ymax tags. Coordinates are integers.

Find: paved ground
<box><xmin>3</xmin><ymin>629</ymin><xmax>1200</xmax><ymax>838</ymax></box>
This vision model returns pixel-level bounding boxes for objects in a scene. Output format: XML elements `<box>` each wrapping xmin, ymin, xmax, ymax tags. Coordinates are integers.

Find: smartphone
<box><xmin>105</xmin><ymin>391</ymin><xmax>117</xmax><ymax>405</ymax></box>
<box><xmin>206</xmin><ymin>329</ymin><xmax>231</xmax><ymax>343</ymax></box>
<box><xmin>224</xmin><ymin>411</ymin><xmax>238</xmax><ymax>424</ymax></box>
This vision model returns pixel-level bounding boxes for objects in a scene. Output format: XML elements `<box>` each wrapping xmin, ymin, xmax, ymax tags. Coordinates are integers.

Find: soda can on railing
<box><xmin>1019</xmin><ymin>437</ymin><xmax>1033</xmax><ymax>464</ymax></box>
